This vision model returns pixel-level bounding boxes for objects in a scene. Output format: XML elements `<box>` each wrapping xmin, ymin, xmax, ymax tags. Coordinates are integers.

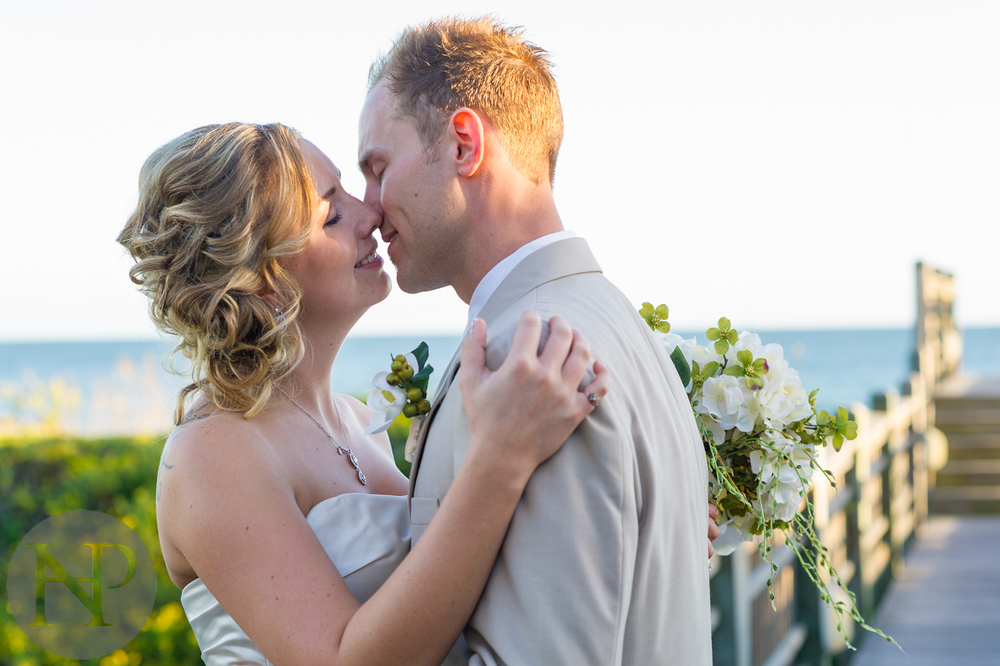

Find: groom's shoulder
<box><xmin>531</xmin><ymin>271</ymin><xmax>647</xmax><ymax>339</ymax></box>
<box><xmin>527</xmin><ymin>274</ymin><xmax>686</xmax><ymax>392</ymax></box>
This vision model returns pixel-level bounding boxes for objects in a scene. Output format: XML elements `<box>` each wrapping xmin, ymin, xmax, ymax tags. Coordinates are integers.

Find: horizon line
<box><xmin>2</xmin><ymin>323</ymin><xmax>999</xmax><ymax>345</ymax></box>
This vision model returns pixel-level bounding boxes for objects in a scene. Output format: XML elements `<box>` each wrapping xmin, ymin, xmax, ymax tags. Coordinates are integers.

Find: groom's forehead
<box><xmin>360</xmin><ymin>84</ymin><xmax>399</xmax><ymax>130</ymax></box>
<box><xmin>359</xmin><ymin>88</ymin><xmax>423</xmax><ymax>164</ymax></box>
<box><xmin>358</xmin><ymin>86</ymin><xmax>396</xmax><ymax>152</ymax></box>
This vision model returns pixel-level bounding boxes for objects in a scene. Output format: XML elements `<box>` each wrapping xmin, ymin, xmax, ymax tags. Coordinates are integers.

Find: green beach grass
<box><xmin>1</xmin><ymin>411</ymin><xmax>412</xmax><ymax>664</ymax></box>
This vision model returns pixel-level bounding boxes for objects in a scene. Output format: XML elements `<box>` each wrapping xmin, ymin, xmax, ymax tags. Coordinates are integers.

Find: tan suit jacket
<box><xmin>408</xmin><ymin>237</ymin><xmax>713</xmax><ymax>665</ymax></box>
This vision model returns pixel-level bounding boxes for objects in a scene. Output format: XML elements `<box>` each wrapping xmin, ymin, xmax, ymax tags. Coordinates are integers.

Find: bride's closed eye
<box><xmin>325</xmin><ymin>213</ymin><xmax>342</xmax><ymax>227</ymax></box>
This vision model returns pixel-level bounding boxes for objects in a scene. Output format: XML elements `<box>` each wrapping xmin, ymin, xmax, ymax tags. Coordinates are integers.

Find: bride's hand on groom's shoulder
<box><xmin>459</xmin><ymin>311</ymin><xmax>610</xmax><ymax>478</ymax></box>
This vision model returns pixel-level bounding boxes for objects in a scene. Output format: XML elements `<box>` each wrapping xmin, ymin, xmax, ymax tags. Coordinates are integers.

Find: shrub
<box><xmin>1</xmin><ymin>436</ymin><xmax>201</xmax><ymax>665</ymax></box>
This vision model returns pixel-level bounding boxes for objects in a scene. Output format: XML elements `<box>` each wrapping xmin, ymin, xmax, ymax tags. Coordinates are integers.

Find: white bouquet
<box><xmin>638</xmin><ymin>303</ymin><xmax>894</xmax><ymax>649</ymax></box>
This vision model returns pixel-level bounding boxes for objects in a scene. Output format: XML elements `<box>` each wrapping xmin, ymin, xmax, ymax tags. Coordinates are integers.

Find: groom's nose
<box><xmin>363</xmin><ymin>182</ymin><xmax>384</xmax><ymax>218</ymax></box>
<box><xmin>359</xmin><ymin>199</ymin><xmax>383</xmax><ymax>236</ymax></box>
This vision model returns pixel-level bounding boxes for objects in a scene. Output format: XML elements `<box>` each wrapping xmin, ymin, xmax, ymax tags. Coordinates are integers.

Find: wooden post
<box><xmin>733</xmin><ymin>544</ymin><xmax>753</xmax><ymax>666</ymax></box>
<box><xmin>916</xmin><ymin>261</ymin><xmax>961</xmax><ymax>386</ymax></box>
<box><xmin>712</xmin><ymin>545</ymin><xmax>752</xmax><ymax>666</ymax></box>
<box><xmin>795</xmin><ymin>465</ymin><xmax>834</xmax><ymax>666</ymax></box>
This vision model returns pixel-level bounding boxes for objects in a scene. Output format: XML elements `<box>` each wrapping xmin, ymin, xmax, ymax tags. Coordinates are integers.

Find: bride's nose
<box><xmin>355</xmin><ymin>197</ymin><xmax>383</xmax><ymax>237</ymax></box>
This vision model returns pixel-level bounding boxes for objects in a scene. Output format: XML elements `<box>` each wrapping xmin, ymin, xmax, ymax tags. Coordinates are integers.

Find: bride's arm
<box><xmin>343</xmin><ymin>312</ymin><xmax>608</xmax><ymax>665</ymax></box>
<box><xmin>158</xmin><ymin>311</ymin><xmax>608</xmax><ymax>666</ymax></box>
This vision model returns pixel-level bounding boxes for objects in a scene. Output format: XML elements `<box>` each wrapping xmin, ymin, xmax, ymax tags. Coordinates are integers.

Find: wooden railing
<box><xmin>709</xmin><ymin>262</ymin><xmax>956</xmax><ymax>666</ymax></box>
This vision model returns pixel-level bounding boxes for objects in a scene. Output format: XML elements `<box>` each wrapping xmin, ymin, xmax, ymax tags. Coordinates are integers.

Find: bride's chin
<box><xmin>375</xmin><ymin>274</ymin><xmax>392</xmax><ymax>303</ymax></box>
<box><xmin>354</xmin><ymin>281</ymin><xmax>392</xmax><ymax>318</ymax></box>
<box><xmin>353</xmin><ymin>272</ymin><xmax>392</xmax><ymax>314</ymax></box>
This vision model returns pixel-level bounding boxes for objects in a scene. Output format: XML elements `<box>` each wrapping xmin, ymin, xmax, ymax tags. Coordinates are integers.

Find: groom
<box><xmin>358</xmin><ymin>17</ymin><xmax>713</xmax><ymax>664</ymax></box>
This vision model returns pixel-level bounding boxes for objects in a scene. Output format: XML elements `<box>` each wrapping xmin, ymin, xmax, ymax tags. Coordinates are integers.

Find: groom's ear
<box><xmin>448</xmin><ymin>107</ymin><xmax>485</xmax><ymax>178</ymax></box>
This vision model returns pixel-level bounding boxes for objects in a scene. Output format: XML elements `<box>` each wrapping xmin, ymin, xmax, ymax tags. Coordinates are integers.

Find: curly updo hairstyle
<box><xmin>118</xmin><ymin>123</ymin><xmax>315</xmax><ymax>423</ymax></box>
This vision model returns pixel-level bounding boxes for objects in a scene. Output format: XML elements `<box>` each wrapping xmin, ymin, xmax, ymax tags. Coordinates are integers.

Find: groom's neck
<box><xmin>451</xmin><ymin>178</ymin><xmax>563</xmax><ymax>304</ymax></box>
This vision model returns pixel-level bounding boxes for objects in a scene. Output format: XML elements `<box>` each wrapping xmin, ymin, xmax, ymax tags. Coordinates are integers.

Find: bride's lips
<box><xmin>355</xmin><ymin>248</ymin><xmax>382</xmax><ymax>269</ymax></box>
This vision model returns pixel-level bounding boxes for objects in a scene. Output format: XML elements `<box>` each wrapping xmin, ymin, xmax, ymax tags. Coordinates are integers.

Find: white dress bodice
<box><xmin>179</xmin><ymin>493</ymin><xmax>410</xmax><ymax>665</ymax></box>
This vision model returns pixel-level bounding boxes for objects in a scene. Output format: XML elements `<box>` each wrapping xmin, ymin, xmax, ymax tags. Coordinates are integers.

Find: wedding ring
<box><xmin>587</xmin><ymin>393</ymin><xmax>600</xmax><ymax>407</ymax></box>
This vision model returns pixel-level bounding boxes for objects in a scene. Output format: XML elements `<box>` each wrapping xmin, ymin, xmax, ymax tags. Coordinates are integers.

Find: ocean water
<box><xmin>0</xmin><ymin>336</ymin><xmax>464</xmax><ymax>436</ymax></box>
<box><xmin>1</xmin><ymin>328</ymin><xmax>997</xmax><ymax>436</ymax></box>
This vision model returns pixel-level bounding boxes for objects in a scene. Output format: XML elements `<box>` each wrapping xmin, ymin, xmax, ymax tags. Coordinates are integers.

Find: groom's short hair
<box><xmin>368</xmin><ymin>16</ymin><xmax>563</xmax><ymax>185</ymax></box>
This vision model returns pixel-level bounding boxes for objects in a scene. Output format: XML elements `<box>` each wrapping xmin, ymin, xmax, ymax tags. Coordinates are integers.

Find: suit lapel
<box><xmin>407</xmin><ymin>342</ymin><xmax>463</xmax><ymax>497</ymax></box>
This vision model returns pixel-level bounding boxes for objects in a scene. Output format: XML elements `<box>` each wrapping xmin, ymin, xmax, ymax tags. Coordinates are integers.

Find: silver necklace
<box><xmin>278</xmin><ymin>387</ymin><xmax>367</xmax><ymax>486</ymax></box>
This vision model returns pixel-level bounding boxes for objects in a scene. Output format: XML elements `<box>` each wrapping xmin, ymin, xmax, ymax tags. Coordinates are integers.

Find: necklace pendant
<box><xmin>338</xmin><ymin>446</ymin><xmax>367</xmax><ymax>485</ymax></box>
<box><xmin>278</xmin><ymin>387</ymin><xmax>367</xmax><ymax>487</ymax></box>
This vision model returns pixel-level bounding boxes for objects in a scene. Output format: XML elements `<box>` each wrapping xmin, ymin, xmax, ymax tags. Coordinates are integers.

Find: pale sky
<box><xmin>1</xmin><ymin>0</ymin><xmax>997</xmax><ymax>342</ymax></box>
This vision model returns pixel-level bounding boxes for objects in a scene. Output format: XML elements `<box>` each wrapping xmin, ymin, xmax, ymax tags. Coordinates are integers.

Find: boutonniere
<box><xmin>364</xmin><ymin>342</ymin><xmax>434</xmax><ymax>444</ymax></box>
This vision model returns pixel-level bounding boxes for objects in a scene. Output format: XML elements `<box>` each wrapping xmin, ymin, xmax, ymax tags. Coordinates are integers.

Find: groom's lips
<box><xmin>380</xmin><ymin>226</ymin><xmax>399</xmax><ymax>262</ymax></box>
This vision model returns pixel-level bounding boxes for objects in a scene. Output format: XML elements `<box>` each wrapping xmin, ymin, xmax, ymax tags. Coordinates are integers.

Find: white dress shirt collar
<box><xmin>466</xmin><ymin>230</ymin><xmax>576</xmax><ymax>328</ymax></box>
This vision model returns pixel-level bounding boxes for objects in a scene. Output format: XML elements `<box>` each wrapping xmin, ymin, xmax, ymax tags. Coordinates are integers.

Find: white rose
<box><xmin>698</xmin><ymin>375</ymin><xmax>744</xmax><ymax>430</ymax></box>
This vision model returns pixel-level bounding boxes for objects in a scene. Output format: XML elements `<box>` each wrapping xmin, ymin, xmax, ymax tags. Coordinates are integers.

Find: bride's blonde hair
<box><xmin>118</xmin><ymin>123</ymin><xmax>316</xmax><ymax>423</ymax></box>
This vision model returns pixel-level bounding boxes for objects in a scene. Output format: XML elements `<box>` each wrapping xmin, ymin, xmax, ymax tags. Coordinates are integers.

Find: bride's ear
<box><xmin>261</xmin><ymin>292</ymin><xmax>280</xmax><ymax>310</ymax></box>
<box><xmin>448</xmin><ymin>108</ymin><xmax>485</xmax><ymax>178</ymax></box>
<box><xmin>260</xmin><ymin>292</ymin><xmax>285</xmax><ymax>319</ymax></box>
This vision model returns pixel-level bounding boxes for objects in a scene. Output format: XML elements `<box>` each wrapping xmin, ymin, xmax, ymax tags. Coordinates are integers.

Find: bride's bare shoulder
<box><xmin>336</xmin><ymin>393</ymin><xmax>372</xmax><ymax>418</ymax></box>
<box><xmin>155</xmin><ymin>401</ymin><xmax>305</xmax><ymax>591</ymax></box>
<box><xmin>335</xmin><ymin>393</ymin><xmax>393</xmax><ymax>450</ymax></box>
<box><xmin>157</xmin><ymin>401</ymin><xmax>282</xmax><ymax>506</ymax></box>
<box><xmin>167</xmin><ymin>400</ymin><xmax>270</xmax><ymax>452</ymax></box>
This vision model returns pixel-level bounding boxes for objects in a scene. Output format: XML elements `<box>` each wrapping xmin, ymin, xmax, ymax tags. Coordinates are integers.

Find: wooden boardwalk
<box><xmin>931</xmin><ymin>375</ymin><xmax>1000</xmax><ymax>514</ymax></box>
<box><xmin>707</xmin><ymin>265</ymin><xmax>993</xmax><ymax>665</ymax></box>
<box><xmin>852</xmin><ymin>515</ymin><xmax>1000</xmax><ymax>666</ymax></box>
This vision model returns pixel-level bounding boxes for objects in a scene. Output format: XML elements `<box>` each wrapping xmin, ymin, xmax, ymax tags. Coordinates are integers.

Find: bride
<box><xmin>117</xmin><ymin>122</ymin><xmax>609</xmax><ymax>665</ymax></box>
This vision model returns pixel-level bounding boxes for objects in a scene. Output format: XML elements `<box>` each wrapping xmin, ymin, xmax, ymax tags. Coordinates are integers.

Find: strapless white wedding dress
<box><xmin>180</xmin><ymin>493</ymin><xmax>410</xmax><ymax>665</ymax></box>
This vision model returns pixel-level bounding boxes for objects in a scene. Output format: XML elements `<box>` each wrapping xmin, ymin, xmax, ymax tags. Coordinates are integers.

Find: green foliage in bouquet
<box><xmin>705</xmin><ymin>317</ymin><xmax>738</xmax><ymax>355</ymax></box>
<box><xmin>639</xmin><ymin>302</ymin><xmax>671</xmax><ymax>334</ymax></box>
<box><xmin>640</xmin><ymin>305</ymin><xmax>898</xmax><ymax>651</ymax></box>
